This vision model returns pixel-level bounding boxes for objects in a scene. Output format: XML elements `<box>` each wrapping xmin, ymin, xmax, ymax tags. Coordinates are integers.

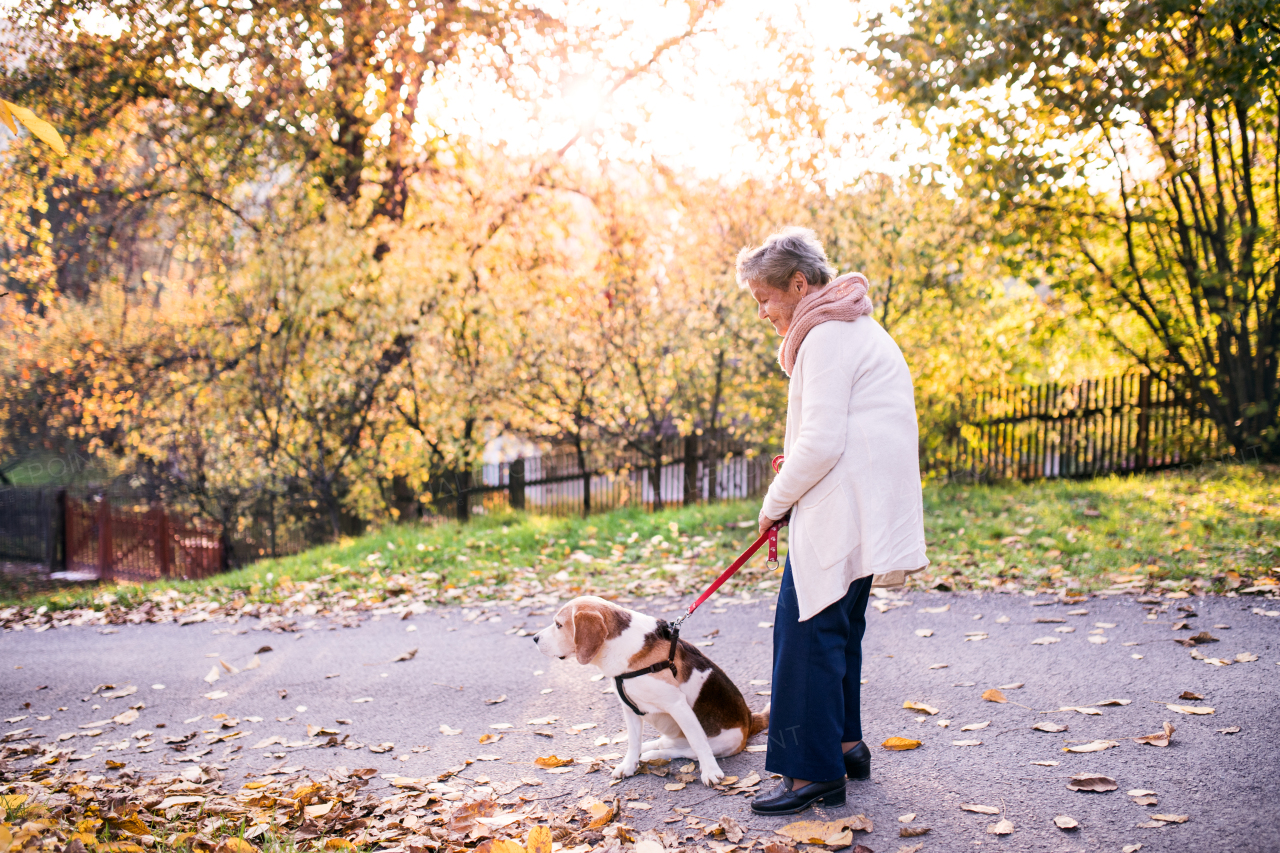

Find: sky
<box><xmin>42</xmin><ymin>0</ymin><xmax>941</xmax><ymax>190</ymax></box>
<box><xmin>406</xmin><ymin>0</ymin><xmax>941</xmax><ymax>188</ymax></box>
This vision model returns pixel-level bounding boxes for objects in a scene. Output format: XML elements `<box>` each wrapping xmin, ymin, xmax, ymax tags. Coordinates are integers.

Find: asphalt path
<box><xmin>4</xmin><ymin>590</ymin><xmax>1279</xmax><ymax>853</ymax></box>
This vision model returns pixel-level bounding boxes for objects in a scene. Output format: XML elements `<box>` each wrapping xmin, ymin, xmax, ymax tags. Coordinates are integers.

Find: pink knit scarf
<box><xmin>779</xmin><ymin>272</ymin><xmax>873</xmax><ymax>376</ymax></box>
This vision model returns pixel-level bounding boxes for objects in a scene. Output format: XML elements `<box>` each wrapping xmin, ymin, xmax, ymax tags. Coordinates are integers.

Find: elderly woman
<box><xmin>739</xmin><ymin>227</ymin><xmax>928</xmax><ymax>816</ymax></box>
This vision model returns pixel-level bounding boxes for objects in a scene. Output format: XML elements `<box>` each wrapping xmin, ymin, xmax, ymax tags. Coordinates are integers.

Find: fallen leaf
<box><xmin>368</xmin><ymin>742</ymin><xmax>394</xmax><ymax>753</ymax></box>
<box><xmin>1088</xmin><ymin>636</ymin><xmax>1108</xmax><ymax>644</ymax></box>
<box><xmin>535</xmin><ymin>755</ymin><xmax>573</xmax><ymax>768</ymax></box>
<box><xmin>1093</xmin><ymin>699</ymin><xmax>1131</xmax><ymax>706</ymax></box>
<box><xmin>479</xmin><ymin>733</ymin><xmax>503</xmax><ymax>744</ymax></box>
<box><xmin>1135</xmin><ymin>721</ymin><xmax>1175</xmax><ymax>747</ymax></box>
<box><xmin>578</xmin><ymin>795</ymin><xmax>616</xmax><ymax>828</ymax></box>
<box><xmin>1031</xmin><ymin>760</ymin><xmax>1061</xmax><ymax>766</ymax></box>
<box><xmin>998</xmin><ymin>682</ymin><xmax>1024</xmax><ymax>689</ymax></box>
<box><xmin>203</xmin><ymin>666</ymin><xmax>220</xmax><ymax>684</ymax></box>
<box><xmin>960</xmin><ymin>804</ymin><xmax>999</xmax><ymax>815</ymax></box>
<box><xmin>920</xmin><ymin>604</ymin><xmax>950</xmax><ymax>613</ymax></box>
<box><xmin>903</xmin><ymin>700</ymin><xmax>939</xmax><ymax>715</ymax></box>
<box><xmin>1166</xmin><ymin>704</ymin><xmax>1214</xmax><ymax>715</ymax></box>
<box><xmin>526</xmin><ymin>826</ymin><xmax>553</xmax><ymax>853</ymax></box>
<box><xmin>1063</xmin><ymin>740</ymin><xmax>1119</xmax><ymax>753</ymax></box>
<box><xmin>440</xmin><ymin>724</ymin><xmax>463</xmax><ymax>735</ymax></box>
<box><xmin>881</xmin><ymin>737</ymin><xmax>922</xmax><ymax>751</ymax></box>
<box><xmin>986</xmin><ymin>819</ymin><xmax>1014</xmax><ymax>835</ymax></box>
<box><xmin>393</xmin><ymin>648</ymin><xmax>418</xmax><ymax>662</ymax></box>
<box><xmin>928</xmin><ymin>663</ymin><xmax>948</xmax><ymax>669</ymax></box>
<box><xmin>952</xmin><ymin>739</ymin><xmax>982</xmax><ymax>746</ymax></box>
<box><xmin>1031</xmin><ymin>636</ymin><xmax>1061</xmax><ymax>645</ymax></box>
<box><xmin>981</xmin><ymin>689</ymin><xmax>1007</xmax><ymax>704</ymax></box>
<box><xmin>1152</xmin><ymin>814</ymin><xmax>1190</xmax><ymax>824</ymax></box>
<box><xmin>156</xmin><ymin>795</ymin><xmax>206</xmax><ymax>810</ymax></box>
<box><xmin>216</xmin><ymin>840</ymin><xmax>256</xmax><ymax>853</ymax></box>
<box><xmin>112</xmin><ymin>709</ymin><xmax>139</xmax><ymax>726</ymax></box>
<box><xmin>721</xmin><ymin>816</ymin><xmax>746</xmax><ymax>843</ymax></box>
<box><xmin>899</xmin><ymin>827</ymin><xmax>930</xmax><ymax>838</ymax></box>
<box><xmin>914</xmin><ymin>629</ymin><xmax>933</xmax><ymax>638</ymax></box>
<box><xmin>778</xmin><ymin>816</ymin><xmax>873</xmax><ymax>845</ymax></box>
<box><xmin>1053</xmin><ymin>815</ymin><xmax>1079</xmax><ymax>830</ymax></box>
<box><xmin>898</xmin><ymin>813</ymin><xmax>917</xmax><ymax>823</ymax></box>
<box><xmin>664</xmin><ymin>782</ymin><xmax>685</xmax><ymax>791</ymax></box>
<box><xmin>1178</xmin><ymin>691</ymin><xmax>1204</xmax><ymax>700</ymax></box>
<box><xmin>1218</xmin><ymin>726</ymin><xmax>1241</xmax><ymax>734</ymax></box>
<box><xmin>1236</xmin><ymin>652</ymin><xmax>1259</xmax><ymax>662</ymax></box>
<box><xmin>323</xmin><ymin>841</ymin><xmax>355</xmax><ymax>853</ymax></box>
<box><xmin>1127</xmin><ymin>789</ymin><xmax>1157</xmax><ymax>796</ymax></box>
<box><xmin>243</xmin><ymin>655</ymin><xmax>261</xmax><ymax>671</ymax></box>
<box><xmin>1132</xmin><ymin>796</ymin><xmax>1159</xmax><ymax>806</ymax></box>
<box><xmin>1034</xmin><ymin>722</ymin><xmax>1068</xmax><ymax>733</ymax></box>
<box><xmin>484</xmin><ymin>695</ymin><xmax>508</xmax><ymax>705</ymax></box>
<box><xmin>1122</xmin><ymin>845</ymin><xmax>1142</xmax><ymax>853</ymax></box>
<box><xmin>960</xmin><ymin>721</ymin><xmax>990</xmax><ymax>731</ymax></box>
<box><xmin>1067</xmin><ymin>773</ymin><xmax>1117</xmax><ymax>792</ymax></box>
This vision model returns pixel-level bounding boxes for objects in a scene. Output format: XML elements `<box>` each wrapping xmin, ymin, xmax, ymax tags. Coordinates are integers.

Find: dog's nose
<box><xmin>532</xmin><ymin>634</ymin><xmax>540</xmax><ymax>644</ymax></box>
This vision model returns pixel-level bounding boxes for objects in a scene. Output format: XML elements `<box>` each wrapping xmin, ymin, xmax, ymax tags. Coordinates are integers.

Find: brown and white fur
<box><xmin>533</xmin><ymin>595</ymin><xmax>768</xmax><ymax>786</ymax></box>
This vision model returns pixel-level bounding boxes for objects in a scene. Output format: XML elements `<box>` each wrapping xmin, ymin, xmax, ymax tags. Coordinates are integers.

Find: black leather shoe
<box><xmin>843</xmin><ymin>741</ymin><xmax>871</xmax><ymax>780</ymax></box>
<box><xmin>750</xmin><ymin>776</ymin><xmax>846</xmax><ymax>816</ymax></box>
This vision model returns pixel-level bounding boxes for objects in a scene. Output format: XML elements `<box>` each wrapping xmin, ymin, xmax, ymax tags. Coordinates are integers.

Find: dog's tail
<box><xmin>749</xmin><ymin>702</ymin><xmax>770</xmax><ymax>737</ymax></box>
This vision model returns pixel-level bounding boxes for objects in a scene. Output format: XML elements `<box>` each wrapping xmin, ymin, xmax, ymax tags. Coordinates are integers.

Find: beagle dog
<box><xmin>533</xmin><ymin>595</ymin><xmax>768</xmax><ymax>786</ymax></box>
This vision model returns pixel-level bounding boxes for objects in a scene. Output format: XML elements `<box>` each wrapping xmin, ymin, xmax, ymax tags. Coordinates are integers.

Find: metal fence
<box><xmin>0</xmin><ymin>487</ymin><xmax>64</xmax><ymax>568</ymax></box>
<box><xmin>934</xmin><ymin>373</ymin><xmax>1225</xmax><ymax>481</ymax></box>
<box><xmin>62</xmin><ymin>496</ymin><xmax>224</xmax><ymax>582</ymax></box>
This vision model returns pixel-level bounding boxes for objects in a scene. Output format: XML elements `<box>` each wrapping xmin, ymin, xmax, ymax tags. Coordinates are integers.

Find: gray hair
<box><xmin>735</xmin><ymin>226</ymin><xmax>837</xmax><ymax>290</ymax></box>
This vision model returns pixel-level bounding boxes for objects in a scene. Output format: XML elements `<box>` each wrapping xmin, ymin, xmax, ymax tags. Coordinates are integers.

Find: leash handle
<box><xmin>683</xmin><ymin>514</ymin><xmax>789</xmax><ymax>619</ymax></box>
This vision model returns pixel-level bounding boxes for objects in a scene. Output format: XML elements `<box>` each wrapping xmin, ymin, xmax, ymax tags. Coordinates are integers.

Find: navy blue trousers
<box><xmin>765</xmin><ymin>555</ymin><xmax>873</xmax><ymax>782</ymax></box>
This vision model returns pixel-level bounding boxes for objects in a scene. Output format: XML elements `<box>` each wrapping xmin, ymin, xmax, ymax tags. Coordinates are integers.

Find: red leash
<box><xmin>616</xmin><ymin>455</ymin><xmax>787</xmax><ymax>714</ymax></box>
<box><xmin>672</xmin><ymin>454</ymin><xmax>788</xmax><ymax>627</ymax></box>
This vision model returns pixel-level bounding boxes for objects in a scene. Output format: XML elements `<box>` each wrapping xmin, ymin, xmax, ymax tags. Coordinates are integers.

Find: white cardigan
<box><xmin>760</xmin><ymin>316</ymin><xmax>929</xmax><ymax>621</ymax></box>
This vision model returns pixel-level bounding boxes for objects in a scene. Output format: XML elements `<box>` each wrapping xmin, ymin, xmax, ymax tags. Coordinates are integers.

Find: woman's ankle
<box><xmin>842</xmin><ymin>740</ymin><xmax>863</xmax><ymax>752</ymax></box>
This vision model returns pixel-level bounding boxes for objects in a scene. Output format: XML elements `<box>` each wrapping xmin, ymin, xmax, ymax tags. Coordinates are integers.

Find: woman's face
<box><xmin>748</xmin><ymin>271</ymin><xmax>812</xmax><ymax>336</ymax></box>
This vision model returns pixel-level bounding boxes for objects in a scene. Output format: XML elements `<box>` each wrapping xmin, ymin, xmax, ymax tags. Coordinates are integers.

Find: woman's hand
<box><xmin>758</xmin><ymin>507</ymin><xmax>778</xmax><ymax>537</ymax></box>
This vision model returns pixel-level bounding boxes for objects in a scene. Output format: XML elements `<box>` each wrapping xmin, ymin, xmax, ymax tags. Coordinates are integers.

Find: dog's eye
<box><xmin>554</xmin><ymin>621</ymin><xmax>562</xmax><ymax>629</ymax></box>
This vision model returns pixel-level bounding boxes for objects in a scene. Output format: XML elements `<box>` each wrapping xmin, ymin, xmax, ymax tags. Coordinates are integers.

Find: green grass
<box><xmin>5</xmin><ymin>464</ymin><xmax>1278</xmax><ymax>614</ymax></box>
<box><xmin>922</xmin><ymin>462</ymin><xmax>1280</xmax><ymax>593</ymax></box>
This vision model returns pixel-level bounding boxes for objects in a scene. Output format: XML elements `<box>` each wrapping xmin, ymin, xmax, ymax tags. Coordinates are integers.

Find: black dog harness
<box><xmin>609</xmin><ymin>485</ymin><xmax>792</xmax><ymax>717</ymax></box>
<box><xmin>613</xmin><ymin>621</ymin><xmax>680</xmax><ymax>716</ymax></box>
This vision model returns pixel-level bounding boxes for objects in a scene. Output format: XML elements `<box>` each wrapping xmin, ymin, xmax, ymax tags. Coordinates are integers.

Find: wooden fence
<box><xmin>62</xmin><ymin>496</ymin><xmax>223</xmax><ymax>582</ymax></box>
<box><xmin>431</xmin><ymin>435</ymin><xmax>776</xmax><ymax>521</ymax></box>
<box><xmin>934</xmin><ymin>373</ymin><xmax>1225</xmax><ymax>481</ymax></box>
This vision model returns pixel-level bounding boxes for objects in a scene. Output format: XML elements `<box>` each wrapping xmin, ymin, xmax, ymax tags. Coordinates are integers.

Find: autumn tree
<box><xmin>870</xmin><ymin>0</ymin><xmax>1280</xmax><ymax>457</ymax></box>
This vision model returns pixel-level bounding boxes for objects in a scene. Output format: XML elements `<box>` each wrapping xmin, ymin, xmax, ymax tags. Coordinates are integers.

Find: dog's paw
<box><xmin>700</xmin><ymin>765</ymin><xmax>725</xmax><ymax>787</ymax></box>
<box><xmin>611</xmin><ymin>760</ymin><xmax>638</xmax><ymax>779</ymax></box>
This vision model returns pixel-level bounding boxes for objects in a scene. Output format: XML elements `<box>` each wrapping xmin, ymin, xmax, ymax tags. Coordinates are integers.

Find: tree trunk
<box><xmin>649</xmin><ymin>456</ymin><xmax>664</xmax><ymax>511</ymax></box>
<box><xmin>682</xmin><ymin>434</ymin><xmax>698</xmax><ymax>506</ymax></box>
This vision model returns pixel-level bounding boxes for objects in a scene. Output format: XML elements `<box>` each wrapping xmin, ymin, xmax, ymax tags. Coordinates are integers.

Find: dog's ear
<box><xmin>571</xmin><ymin>605</ymin><xmax>608</xmax><ymax>665</ymax></box>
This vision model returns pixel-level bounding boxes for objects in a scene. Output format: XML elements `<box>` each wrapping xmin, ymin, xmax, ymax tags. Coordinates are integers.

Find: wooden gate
<box><xmin>64</xmin><ymin>497</ymin><xmax>223</xmax><ymax>581</ymax></box>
